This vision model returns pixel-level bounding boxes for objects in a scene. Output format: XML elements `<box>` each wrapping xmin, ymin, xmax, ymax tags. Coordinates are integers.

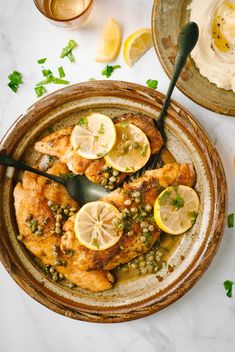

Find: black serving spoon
<box><xmin>135</xmin><ymin>21</ymin><xmax>199</xmax><ymax>177</ymax></box>
<box><xmin>0</xmin><ymin>153</ymin><xmax>109</xmax><ymax>204</ymax></box>
<box><xmin>0</xmin><ymin>23</ymin><xmax>199</xmax><ymax>205</ymax></box>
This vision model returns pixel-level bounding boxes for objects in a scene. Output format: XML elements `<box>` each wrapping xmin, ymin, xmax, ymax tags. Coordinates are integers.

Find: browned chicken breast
<box><xmin>60</xmin><ymin>163</ymin><xmax>195</xmax><ymax>272</ymax></box>
<box><xmin>14</xmin><ymin>163</ymin><xmax>114</xmax><ymax>292</ymax></box>
<box><xmin>35</xmin><ymin>113</ymin><xmax>164</xmax><ymax>187</ymax></box>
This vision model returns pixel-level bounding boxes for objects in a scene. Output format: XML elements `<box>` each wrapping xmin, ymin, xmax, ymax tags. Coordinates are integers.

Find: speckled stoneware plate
<box><xmin>0</xmin><ymin>81</ymin><xmax>227</xmax><ymax>322</ymax></box>
<box><xmin>152</xmin><ymin>0</ymin><xmax>235</xmax><ymax>116</ymax></box>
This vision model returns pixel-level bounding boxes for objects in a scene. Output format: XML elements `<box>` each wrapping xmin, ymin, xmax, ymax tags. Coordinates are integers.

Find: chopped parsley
<box><xmin>35</xmin><ymin>85</ymin><xmax>47</xmax><ymax>97</ymax></box>
<box><xmin>158</xmin><ymin>190</ymin><xmax>171</xmax><ymax>206</ymax></box>
<box><xmin>96</xmin><ymin>150</ymin><xmax>106</xmax><ymax>158</ymax></box>
<box><xmin>78</xmin><ymin>117</ymin><xmax>88</xmax><ymax>129</ymax></box>
<box><xmin>37</xmin><ymin>58</ymin><xmax>47</xmax><ymax>64</ymax></box>
<box><xmin>146</xmin><ymin>79</ymin><xmax>158</xmax><ymax>89</ymax></box>
<box><xmin>60</xmin><ymin>39</ymin><xmax>78</xmax><ymax>62</ymax></box>
<box><xmin>224</xmin><ymin>280</ymin><xmax>234</xmax><ymax>298</ymax></box>
<box><xmin>141</xmin><ymin>144</ymin><xmax>148</xmax><ymax>157</ymax></box>
<box><xmin>89</xmin><ymin>77</ymin><xmax>96</xmax><ymax>81</ymax></box>
<box><xmin>98</xmin><ymin>123</ymin><xmax>105</xmax><ymax>135</ymax></box>
<box><xmin>188</xmin><ymin>211</ymin><xmax>198</xmax><ymax>224</ymax></box>
<box><xmin>59</xmin><ymin>172</ymin><xmax>75</xmax><ymax>180</ymax></box>
<box><xmin>94</xmin><ymin>135</ymin><xmax>99</xmax><ymax>142</ymax></box>
<box><xmin>228</xmin><ymin>213</ymin><xmax>234</xmax><ymax>228</ymax></box>
<box><xmin>120</xmin><ymin>121</ymin><xmax>129</xmax><ymax>128</ymax></box>
<box><xmin>8</xmin><ymin>71</ymin><xmax>23</xmax><ymax>92</ymax></box>
<box><xmin>92</xmin><ymin>238</ymin><xmax>100</xmax><ymax>249</ymax></box>
<box><xmin>172</xmin><ymin>193</ymin><xmax>184</xmax><ymax>209</ymax></box>
<box><xmin>58</xmin><ymin>66</ymin><xmax>65</xmax><ymax>78</ymax></box>
<box><xmin>101</xmin><ymin>65</ymin><xmax>121</xmax><ymax>78</ymax></box>
<box><xmin>36</xmin><ymin>69</ymin><xmax>69</xmax><ymax>86</ymax></box>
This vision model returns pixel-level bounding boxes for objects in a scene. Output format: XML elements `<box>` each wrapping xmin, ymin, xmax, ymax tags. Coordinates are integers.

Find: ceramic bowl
<box><xmin>152</xmin><ymin>0</ymin><xmax>235</xmax><ymax>116</ymax></box>
<box><xmin>0</xmin><ymin>81</ymin><xmax>227</xmax><ymax>322</ymax></box>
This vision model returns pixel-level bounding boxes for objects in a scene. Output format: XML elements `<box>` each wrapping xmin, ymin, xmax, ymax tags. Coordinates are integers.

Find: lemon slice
<box><xmin>96</xmin><ymin>18</ymin><xmax>122</xmax><ymax>62</ymax></box>
<box><xmin>154</xmin><ymin>185</ymin><xmax>200</xmax><ymax>235</ymax></box>
<box><xmin>71</xmin><ymin>113</ymin><xmax>116</xmax><ymax>160</ymax></box>
<box><xmin>123</xmin><ymin>28</ymin><xmax>153</xmax><ymax>66</ymax></box>
<box><xmin>104</xmin><ymin>123</ymin><xmax>151</xmax><ymax>173</ymax></box>
<box><xmin>74</xmin><ymin>201</ymin><xmax>123</xmax><ymax>251</ymax></box>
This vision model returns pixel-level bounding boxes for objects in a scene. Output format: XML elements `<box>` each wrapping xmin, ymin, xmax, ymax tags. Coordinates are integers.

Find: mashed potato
<box><xmin>189</xmin><ymin>0</ymin><xmax>235</xmax><ymax>92</ymax></box>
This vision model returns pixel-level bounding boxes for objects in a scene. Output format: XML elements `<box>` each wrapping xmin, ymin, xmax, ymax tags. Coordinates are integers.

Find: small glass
<box><xmin>33</xmin><ymin>0</ymin><xmax>94</xmax><ymax>30</ymax></box>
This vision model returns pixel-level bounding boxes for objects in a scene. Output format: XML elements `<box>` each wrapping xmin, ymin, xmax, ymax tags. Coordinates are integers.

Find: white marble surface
<box><xmin>0</xmin><ymin>1</ymin><xmax>235</xmax><ymax>351</ymax></box>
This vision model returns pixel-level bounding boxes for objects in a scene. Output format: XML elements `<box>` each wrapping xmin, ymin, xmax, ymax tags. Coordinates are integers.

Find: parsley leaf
<box><xmin>37</xmin><ymin>58</ymin><xmax>47</xmax><ymax>64</ymax></box>
<box><xmin>146</xmin><ymin>79</ymin><xmax>158</xmax><ymax>89</ymax></box>
<box><xmin>35</xmin><ymin>85</ymin><xmax>47</xmax><ymax>97</ymax></box>
<box><xmin>36</xmin><ymin>69</ymin><xmax>69</xmax><ymax>86</ymax></box>
<box><xmin>78</xmin><ymin>117</ymin><xmax>88</xmax><ymax>129</ymax></box>
<box><xmin>224</xmin><ymin>280</ymin><xmax>234</xmax><ymax>298</ymax></box>
<box><xmin>98</xmin><ymin>123</ymin><xmax>105</xmax><ymax>135</ymax></box>
<box><xmin>58</xmin><ymin>66</ymin><xmax>65</xmax><ymax>78</ymax></box>
<box><xmin>172</xmin><ymin>193</ymin><xmax>184</xmax><ymax>209</ymax></box>
<box><xmin>8</xmin><ymin>71</ymin><xmax>23</xmax><ymax>93</ymax></box>
<box><xmin>228</xmin><ymin>213</ymin><xmax>234</xmax><ymax>228</ymax></box>
<box><xmin>101</xmin><ymin>65</ymin><xmax>121</xmax><ymax>78</ymax></box>
<box><xmin>60</xmin><ymin>39</ymin><xmax>78</xmax><ymax>62</ymax></box>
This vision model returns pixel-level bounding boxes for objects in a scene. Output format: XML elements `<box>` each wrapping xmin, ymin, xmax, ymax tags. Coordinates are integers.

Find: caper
<box><xmin>57</xmin><ymin>208</ymin><xmax>62</xmax><ymax>214</ymax></box>
<box><xmin>127</xmin><ymin>230</ymin><xmax>134</xmax><ymax>237</ymax></box>
<box><xmin>35</xmin><ymin>230</ymin><xmax>42</xmax><ymax>236</ymax></box>
<box><xmin>59</xmin><ymin>273</ymin><xmax>64</xmax><ymax>280</ymax></box>
<box><xmin>63</xmin><ymin>209</ymin><xmax>69</xmax><ymax>215</ymax></box>
<box><xmin>70</xmin><ymin>207</ymin><xmax>77</xmax><ymax>212</ymax></box>
<box><xmin>101</xmin><ymin>179</ymin><xmax>108</xmax><ymax>186</ymax></box>
<box><xmin>158</xmin><ymin>250</ymin><xmax>164</xmax><ymax>257</ymax></box>
<box><xmin>124</xmin><ymin>199</ymin><xmax>131</xmax><ymax>206</ymax></box>
<box><xmin>140</xmin><ymin>222</ymin><xmax>148</xmax><ymax>228</ymax></box>
<box><xmin>135</xmin><ymin>198</ymin><xmax>141</xmax><ymax>204</ymax></box>
<box><xmin>61</xmin><ymin>204</ymin><xmax>66</xmax><ymax>209</ymax></box>
<box><xmin>147</xmin><ymin>255</ymin><xmax>154</xmax><ymax>261</ymax></box>
<box><xmin>103</xmin><ymin>172</ymin><xmax>110</xmax><ymax>179</ymax></box>
<box><xmin>47</xmin><ymin>200</ymin><xmax>53</xmax><ymax>207</ymax></box>
<box><xmin>54</xmin><ymin>259</ymin><xmax>61</xmax><ymax>266</ymax></box>
<box><xmin>67</xmin><ymin>281</ymin><xmax>75</xmax><ymax>288</ymax></box>
<box><xmin>113</xmin><ymin>170</ymin><xmax>119</xmax><ymax>177</ymax></box>
<box><xmin>109</xmin><ymin>176</ymin><xmax>116</xmax><ymax>183</ymax></box>
<box><xmin>140</xmin><ymin>267</ymin><xmax>147</xmax><ymax>274</ymax></box>
<box><xmin>139</xmin><ymin>261</ymin><xmax>146</xmax><ymax>268</ymax></box>
<box><xmin>130</xmin><ymin>207</ymin><xmax>138</xmax><ymax>213</ymax></box>
<box><xmin>69</xmin><ymin>212</ymin><xmax>75</xmax><ymax>217</ymax></box>
<box><xmin>145</xmin><ymin>204</ymin><xmax>152</xmax><ymax>212</ymax></box>
<box><xmin>141</xmin><ymin>211</ymin><xmax>147</xmax><ymax>217</ymax></box>
<box><xmin>140</xmin><ymin>236</ymin><xmax>146</xmax><ymax>243</ymax></box>
<box><xmin>55</xmin><ymin>222</ymin><xmax>61</xmax><ymax>228</ymax></box>
<box><xmin>52</xmin><ymin>273</ymin><xmax>59</xmax><ymax>281</ymax></box>
<box><xmin>56</xmin><ymin>214</ymin><xmax>63</xmax><ymax>221</ymax></box>
<box><xmin>148</xmin><ymin>225</ymin><xmax>154</xmax><ymax>232</ymax></box>
<box><xmin>133</xmin><ymin>191</ymin><xmax>141</xmax><ymax>198</ymax></box>
<box><xmin>49</xmin><ymin>267</ymin><xmax>55</xmax><ymax>274</ymax></box>
<box><xmin>123</xmin><ymin>208</ymin><xmax>130</xmax><ymax>214</ymax></box>
<box><xmin>109</xmin><ymin>185</ymin><xmax>114</xmax><ymax>190</ymax></box>
<box><xmin>55</xmin><ymin>227</ymin><xmax>62</xmax><ymax>234</ymax></box>
<box><xmin>143</xmin><ymin>228</ymin><xmax>149</xmax><ymax>233</ymax></box>
<box><xmin>102</xmin><ymin>165</ymin><xmax>109</xmax><ymax>171</ymax></box>
<box><xmin>130</xmin><ymin>263</ymin><xmax>137</xmax><ymax>269</ymax></box>
<box><xmin>147</xmin><ymin>265</ymin><xmax>154</xmax><ymax>273</ymax></box>
<box><xmin>108</xmin><ymin>180</ymin><xmax>114</xmax><ymax>186</ymax></box>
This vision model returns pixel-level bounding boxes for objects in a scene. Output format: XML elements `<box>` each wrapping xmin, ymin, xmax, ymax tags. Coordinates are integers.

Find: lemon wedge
<box><xmin>154</xmin><ymin>185</ymin><xmax>200</xmax><ymax>235</ymax></box>
<box><xmin>70</xmin><ymin>113</ymin><xmax>116</xmax><ymax>160</ymax></box>
<box><xmin>74</xmin><ymin>201</ymin><xmax>123</xmax><ymax>251</ymax></box>
<box><xmin>104</xmin><ymin>122</ymin><xmax>151</xmax><ymax>173</ymax></box>
<box><xmin>123</xmin><ymin>28</ymin><xmax>153</xmax><ymax>66</ymax></box>
<box><xmin>96</xmin><ymin>18</ymin><xmax>122</xmax><ymax>63</ymax></box>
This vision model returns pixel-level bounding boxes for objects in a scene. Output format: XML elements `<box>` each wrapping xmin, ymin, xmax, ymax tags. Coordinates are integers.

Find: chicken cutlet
<box><xmin>14</xmin><ymin>163</ymin><xmax>114</xmax><ymax>292</ymax></box>
<box><xmin>60</xmin><ymin>163</ymin><xmax>195</xmax><ymax>272</ymax></box>
<box><xmin>35</xmin><ymin>113</ymin><xmax>164</xmax><ymax>188</ymax></box>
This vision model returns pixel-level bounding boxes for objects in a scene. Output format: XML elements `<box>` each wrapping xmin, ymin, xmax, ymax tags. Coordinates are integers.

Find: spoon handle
<box><xmin>0</xmin><ymin>153</ymin><xmax>65</xmax><ymax>185</ymax></box>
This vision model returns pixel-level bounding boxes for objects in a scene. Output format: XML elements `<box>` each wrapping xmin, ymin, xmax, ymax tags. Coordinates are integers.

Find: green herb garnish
<box><xmin>146</xmin><ymin>79</ymin><xmax>158</xmax><ymax>89</ymax></box>
<box><xmin>158</xmin><ymin>191</ymin><xmax>171</xmax><ymax>206</ymax></box>
<box><xmin>224</xmin><ymin>280</ymin><xmax>234</xmax><ymax>298</ymax></box>
<box><xmin>141</xmin><ymin>144</ymin><xmax>148</xmax><ymax>157</ymax></box>
<box><xmin>89</xmin><ymin>77</ymin><xmax>96</xmax><ymax>81</ymax></box>
<box><xmin>37</xmin><ymin>58</ymin><xmax>47</xmax><ymax>64</ymax></box>
<box><xmin>228</xmin><ymin>213</ymin><xmax>234</xmax><ymax>228</ymax></box>
<box><xmin>59</xmin><ymin>172</ymin><xmax>75</xmax><ymax>180</ymax></box>
<box><xmin>34</xmin><ymin>85</ymin><xmax>47</xmax><ymax>97</ymax></box>
<box><xmin>94</xmin><ymin>136</ymin><xmax>99</xmax><ymax>142</ymax></box>
<box><xmin>172</xmin><ymin>193</ymin><xmax>185</xmax><ymax>209</ymax></box>
<box><xmin>8</xmin><ymin>71</ymin><xmax>23</xmax><ymax>92</ymax></box>
<box><xmin>58</xmin><ymin>66</ymin><xmax>65</xmax><ymax>78</ymax></box>
<box><xmin>60</xmin><ymin>39</ymin><xmax>78</xmax><ymax>62</ymax></box>
<box><xmin>101</xmin><ymin>65</ymin><xmax>121</xmax><ymax>78</ymax></box>
<box><xmin>36</xmin><ymin>69</ymin><xmax>69</xmax><ymax>86</ymax></box>
<box><xmin>120</xmin><ymin>121</ymin><xmax>129</xmax><ymax>128</ymax></box>
<box><xmin>98</xmin><ymin>123</ymin><xmax>105</xmax><ymax>135</ymax></box>
<box><xmin>188</xmin><ymin>211</ymin><xmax>198</xmax><ymax>224</ymax></box>
<box><xmin>78</xmin><ymin>117</ymin><xmax>88</xmax><ymax>129</ymax></box>
<box><xmin>92</xmin><ymin>238</ymin><xmax>100</xmax><ymax>249</ymax></box>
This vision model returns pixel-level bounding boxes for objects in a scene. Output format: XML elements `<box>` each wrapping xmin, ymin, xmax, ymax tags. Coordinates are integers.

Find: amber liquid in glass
<box><xmin>44</xmin><ymin>0</ymin><xmax>90</xmax><ymax>20</ymax></box>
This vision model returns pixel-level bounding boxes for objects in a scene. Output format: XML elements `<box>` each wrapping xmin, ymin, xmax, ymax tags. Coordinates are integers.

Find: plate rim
<box><xmin>0</xmin><ymin>80</ymin><xmax>228</xmax><ymax>323</ymax></box>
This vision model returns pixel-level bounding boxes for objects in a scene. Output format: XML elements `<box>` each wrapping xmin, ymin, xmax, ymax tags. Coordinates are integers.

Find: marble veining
<box><xmin>0</xmin><ymin>0</ymin><xmax>235</xmax><ymax>351</ymax></box>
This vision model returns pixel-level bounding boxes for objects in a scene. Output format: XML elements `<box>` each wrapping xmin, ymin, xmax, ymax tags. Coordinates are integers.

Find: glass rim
<box><xmin>33</xmin><ymin>0</ymin><xmax>94</xmax><ymax>22</ymax></box>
